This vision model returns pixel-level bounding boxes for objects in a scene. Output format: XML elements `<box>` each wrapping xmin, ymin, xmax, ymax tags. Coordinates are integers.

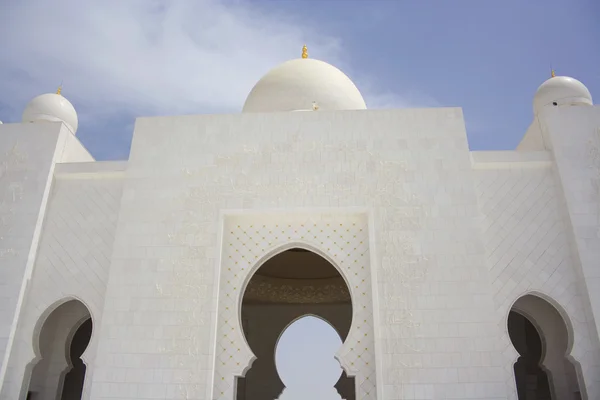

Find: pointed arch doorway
<box><xmin>236</xmin><ymin>248</ymin><xmax>354</xmax><ymax>400</ymax></box>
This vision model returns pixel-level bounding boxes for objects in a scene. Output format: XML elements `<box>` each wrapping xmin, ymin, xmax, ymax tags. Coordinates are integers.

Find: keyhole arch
<box><xmin>236</xmin><ymin>243</ymin><xmax>357</xmax><ymax>400</ymax></box>
<box><xmin>214</xmin><ymin>216</ymin><xmax>377</xmax><ymax>400</ymax></box>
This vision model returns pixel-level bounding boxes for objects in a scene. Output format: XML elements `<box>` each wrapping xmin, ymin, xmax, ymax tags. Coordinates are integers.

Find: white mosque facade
<box><xmin>0</xmin><ymin>49</ymin><xmax>599</xmax><ymax>400</ymax></box>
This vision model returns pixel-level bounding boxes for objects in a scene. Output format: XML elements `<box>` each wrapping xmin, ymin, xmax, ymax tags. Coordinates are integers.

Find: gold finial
<box><xmin>302</xmin><ymin>44</ymin><xmax>308</xmax><ymax>59</ymax></box>
<box><xmin>56</xmin><ymin>85</ymin><xmax>62</xmax><ymax>95</ymax></box>
<box><xmin>551</xmin><ymin>69</ymin><xmax>556</xmax><ymax>78</ymax></box>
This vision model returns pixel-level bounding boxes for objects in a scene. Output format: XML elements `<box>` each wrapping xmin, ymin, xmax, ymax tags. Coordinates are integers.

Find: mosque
<box><xmin>0</xmin><ymin>45</ymin><xmax>599</xmax><ymax>400</ymax></box>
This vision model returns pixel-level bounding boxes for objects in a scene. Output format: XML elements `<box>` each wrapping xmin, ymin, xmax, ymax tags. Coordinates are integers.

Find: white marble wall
<box><xmin>4</xmin><ymin>106</ymin><xmax>598</xmax><ymax>400</ymax></box>
<box><xmin>89</xmin><ymin>109</ymin><xmax>509</xmax><ymax>400</ymax></box>
<box><xmin>542</xmin><ymin>106</ymin><xmax>600</xmax><ymax>337</ymax></box>
<box><xmin>473</xmin><ymin>150</ymin><xmax>600</xmax><ymax>399</ymax></box>
<box><xmin>0</xmin><ymin>122</ymin><xmax>64</xmax><ymax>393</ymax></box>
<box><xmin>543</xmin><ymin>105</ymin><xmax>600</xmax><ymax>398</ymax></box>
<box><xmin>0</xmin><ymin>161</ymin><xmax>124</xmax><ymax>400</ymax></box>
<box><xmin>27</xmin><ymin>300</ymin><xmax>90</xmax><ymax>400</ymax></box>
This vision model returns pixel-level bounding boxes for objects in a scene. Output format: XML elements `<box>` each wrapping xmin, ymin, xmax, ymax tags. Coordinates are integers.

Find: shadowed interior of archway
<box><xmin>508</xmin><ymin>311</ymin><xmax>552</xmax><ymax>399</ymax></box>
<box><xmin>236</xmin><ymin>248</ymin><xmax>355</xmax><ymax>400</ymax></box>
<box><xmin>61</xmin><ymin>318</ymin><xmax>92</xmax><ymax>400</ymax></box>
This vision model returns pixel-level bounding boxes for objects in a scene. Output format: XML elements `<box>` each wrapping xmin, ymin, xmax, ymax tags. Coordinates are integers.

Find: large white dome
<box><xmin>242</xmin><ymin>58</ymin><xmax>367</xmax><ymax>113</ymax></box>
<box><xmin>533</xmin><ymin>75</ymin><xmax>592</xmax><ymax>114</ymax></box>
<box><xmin>22</xmin><ymin>92</ymin><xmax>79</xmax><ymax>134</ymax></box>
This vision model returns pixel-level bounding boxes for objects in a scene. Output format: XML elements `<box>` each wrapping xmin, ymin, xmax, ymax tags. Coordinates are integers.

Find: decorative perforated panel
<box><xmin>212</xmin><ymin>212</ymin><xmax>377</xmax><ymax>400</ymax></box>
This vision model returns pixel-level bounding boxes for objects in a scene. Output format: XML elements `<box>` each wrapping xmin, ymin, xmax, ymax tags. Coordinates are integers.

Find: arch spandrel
<box><xmin>212</xmin><ymin>214</ymin><xmax>376</xmax><ymax>400</ymax></box>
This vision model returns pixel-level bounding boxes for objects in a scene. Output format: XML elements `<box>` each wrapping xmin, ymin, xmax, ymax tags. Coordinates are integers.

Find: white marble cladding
<box><xmin>474</xmin><ymin>161</ymin><xmax>600</xmax><ymax>399</ymax></box>
<box><xmin>543</xmin><ymin>107</ymin><xmax>600</xmax><ymax>336</ymax></box>
<box><xmin>0</xmin><ymin>122</ymin><xmax>63</xmax><ymax>390</ymax></box>
<box><xmin>0</xmin><ymin>172</ymin><xmax>123</xmax><ymax>400</ymax></box>
<box><xmin>213</xmin><ymin>212</ymin><xmax>375</xmax><ymax>400</ymax></box>
<box><xmin>89</xmin><ymin>108</ymin><xmax>509</xmax><ymax>400</ymax></box>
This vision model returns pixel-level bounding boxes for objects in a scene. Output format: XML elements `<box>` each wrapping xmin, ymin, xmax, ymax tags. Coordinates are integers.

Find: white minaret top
<box><xmin>533</xmin><ymin>72</ymin><xmax>593</xmax><ymax>115</ymax></box>
<box><xmin>242</xmin><ymin>45</ymin><xmax>367</xmax><ymax>113</ymax></box>
<box><xmin>22</xmin><ymin>86</ymin><xmax>79</xmax><ymax>134</ymax></box>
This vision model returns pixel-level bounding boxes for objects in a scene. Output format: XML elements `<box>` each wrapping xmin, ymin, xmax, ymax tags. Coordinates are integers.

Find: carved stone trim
<box><xmin>244</xmin><ymin>275</ymin><xmax>350</xmax><ymax>304</ymax></box>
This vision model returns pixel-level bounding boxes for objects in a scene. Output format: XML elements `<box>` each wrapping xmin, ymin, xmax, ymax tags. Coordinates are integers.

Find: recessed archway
<box><xmin>508</xmin><ymin>294</ymin><xmax>584</xmax><ymax>399</ymax></box>
<box><xmin>22</xmin><ymin>299</ymin><xmax>92</xmax><ymax>400</ymax></box>
<box><xmin>236</xmin><ymin>247</ymin><xmax>355</xmax><ymax>400</ymax></box>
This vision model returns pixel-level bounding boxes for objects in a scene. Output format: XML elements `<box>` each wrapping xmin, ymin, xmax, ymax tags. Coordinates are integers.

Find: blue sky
<box><xmin>0</xmin><ymin>1</ymin><xmax>598</xmax><ymax>398</ymax></box>
<box><xmin>275</xmin><ymin>316</ymin><xmax>344</xmax><ymax>399</ymax></box>
<box><xmin>1</xmin><ymin>0</ymin><xmax>598</xmax><ymax>160</ymax></box>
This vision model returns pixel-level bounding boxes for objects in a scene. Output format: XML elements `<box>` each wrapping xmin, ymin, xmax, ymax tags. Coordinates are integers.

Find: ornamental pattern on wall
<box><xmin>212</xmin><ymin>212</ymin><xmax>377</xmax><ymax>400</ymax></box>
<box><xmin>244</xmin><ymin>274</ymin><xmax>350</xmax><ymax>304</ymax></box>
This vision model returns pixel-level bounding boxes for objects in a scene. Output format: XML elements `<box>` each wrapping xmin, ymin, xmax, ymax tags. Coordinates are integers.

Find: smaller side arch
<box><xmin>20</xmin><ymin>298</ymin><xmax>93</xmax><ymax>400</ymax></box>
<box><xmin>506</xmin><ymin>292</ymin><xmax>586</xmax><ymax>400</ymax></box>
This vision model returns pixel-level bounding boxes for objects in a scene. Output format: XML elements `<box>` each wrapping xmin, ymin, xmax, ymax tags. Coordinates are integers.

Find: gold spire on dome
<box><xmin>302</xmin><ymin>44</ymin><xmax>308</xmax><ymax>59</ymax></box>
<box><xmin>551</xmin><ymin>69</ymin><xmax>556</xmax><ymax>78</ymax></box>
<box><xmin>56</xmin><ymin>85</ymin><xmax>62</xmax><ymax>95</ymax></box>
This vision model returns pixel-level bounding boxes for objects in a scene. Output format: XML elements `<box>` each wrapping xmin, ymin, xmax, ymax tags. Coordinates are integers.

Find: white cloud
<box><xmin>0</xmin><ymin>0</ymin><xmax>342</xmax><ymax>115</ymax></box>
<box><xmin>0</xmin><ymin>0</ymin><xmax>436</xmax><ymax>153</ymax></box>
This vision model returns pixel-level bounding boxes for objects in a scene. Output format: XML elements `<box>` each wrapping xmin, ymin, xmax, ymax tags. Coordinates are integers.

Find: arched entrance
<box><xmin>236</xmin><ymin>248</ymin><xmax>355</xmax><ymax>400</ymax></box>
<box><xmin>213</xmin><ymin>215</ymin><xmax>376</xmax><ymax>400</ymax></box>
<box><xmin>508</xmin><ymin>294</ymin><xmax>584</xmax><ymax>399</ymax></box>
<box><xmin>22</xmin><ymin>299</ymin><xmax>92</xmax><ymax>400</ymax></box>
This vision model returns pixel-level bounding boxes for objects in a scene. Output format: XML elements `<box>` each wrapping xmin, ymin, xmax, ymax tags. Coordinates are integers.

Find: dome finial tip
<box><xmin>302</xmin><ymin>44</ymin><xmax>308</xmax><ymax>59</ymax></box>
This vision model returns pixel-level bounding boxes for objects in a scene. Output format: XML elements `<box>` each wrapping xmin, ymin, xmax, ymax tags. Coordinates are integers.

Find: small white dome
<box><xmin>243</xmin><ymin>58</ymin><xmax>367</xmax><ymax>113</ymax></box>
<box><xmin>533</xmin><ymin>75</ymin><xmax>592</xmax><ymax>114</ymax></box>
<box><xmin>22</xmin><ymin>92</ymin><xmax>78</xmax><ymax>134</ymax></box>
